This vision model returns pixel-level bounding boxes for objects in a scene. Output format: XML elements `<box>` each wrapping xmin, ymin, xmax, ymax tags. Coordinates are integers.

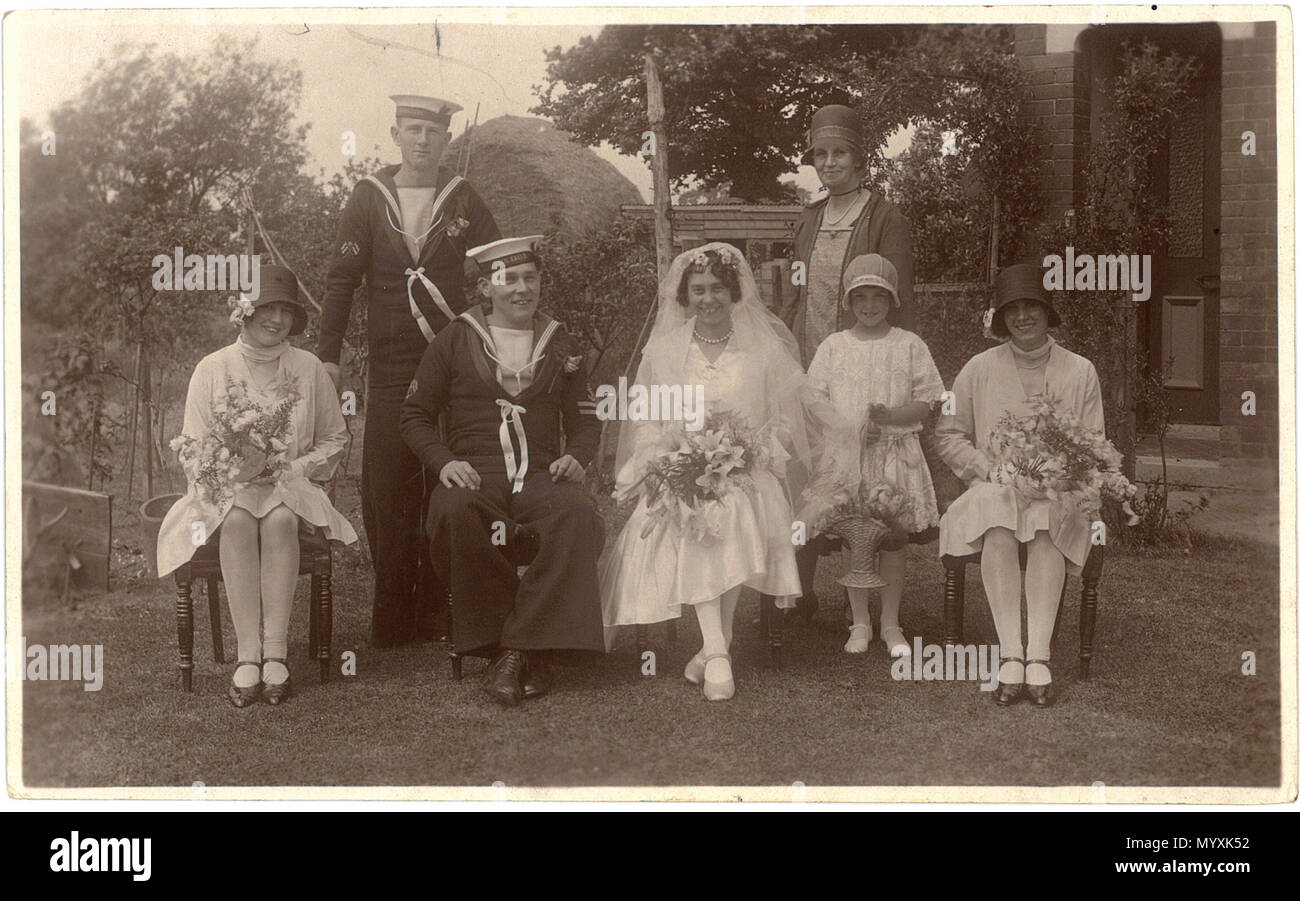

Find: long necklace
<box><xmin>693</xmin><ymin>326</ymin><xmax>734</xmax><ymax>345</ymax></box>
<box><xmin>823</xmin><ymin>188</ymin><xmax>863</xmax><ymax>227</ymax></box>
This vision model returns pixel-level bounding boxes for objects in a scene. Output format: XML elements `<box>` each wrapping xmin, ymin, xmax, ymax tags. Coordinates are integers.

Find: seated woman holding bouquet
<box><xmin>600</xmin><ymin>243</ymin><xmax>815</xmax><ymax>702</ymax></box>
<box><xmin>157</xmin><ymin>264</ymin><xmax>358</xmax><ymax>707</ymax></box>
<box><xmin>937</xmin><ymin>264</ymin><xmax>1120</xmax><ymax>708</ymax></box>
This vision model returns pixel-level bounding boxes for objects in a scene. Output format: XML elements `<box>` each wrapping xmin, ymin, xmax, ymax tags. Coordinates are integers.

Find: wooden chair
<box><xmin>940</xmin><ymin>544</ymin><xmax>1105</xmax><ymax>679</ymax></box>
<box><xmin>172</xmin><ymin>519</ymin><xmax>334</xmax><ymax>691</ymax></box>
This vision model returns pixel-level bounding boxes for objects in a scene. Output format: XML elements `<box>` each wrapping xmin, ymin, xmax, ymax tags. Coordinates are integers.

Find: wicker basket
<box><xmin>827</xmin><ymin>514</ymin><xmax>891</xmax><ymax>589</ymax></box>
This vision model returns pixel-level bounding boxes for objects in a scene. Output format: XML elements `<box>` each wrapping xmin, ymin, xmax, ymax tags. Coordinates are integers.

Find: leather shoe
<box><xmin>994</xmin><ymin>656</ymin><xmax>1026</xmax><ymax>707</ymax></box>
<box><xmin>1026</xmin><ymin>659</ymin><xmax>1055</xmax><ymax>708</ymax></box>
<box><xmin>522</xmin><ymin>652</ymin><xmax>552</xmax><ymax>699</ymax></box>
<box><xmin>485</xmin><ymin>649</ymin><xmax>526</xmax><ymax>707</ymax></box>
<box><xmin>261</xmin><ymin>658</ymin><xmax>292</xmax><ymax>706</ymax></box>
<box><xmin>227</xmin><ymin>662</ymin><xmax>262</xmax><ymax>709</ymax></box>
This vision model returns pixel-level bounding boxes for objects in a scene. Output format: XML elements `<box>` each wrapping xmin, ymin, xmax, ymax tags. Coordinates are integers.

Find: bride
<box><xmin>600</xmin><ymin>243</ymin><xmax>814</xmax><ymax>701</ymax></box>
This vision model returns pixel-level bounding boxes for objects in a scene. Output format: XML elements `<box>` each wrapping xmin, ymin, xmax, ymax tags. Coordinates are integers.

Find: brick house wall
<box><xmin>1218</xmin><ymin>21</ymin><xmax>1278</xmax><ymax>462</ymax></box>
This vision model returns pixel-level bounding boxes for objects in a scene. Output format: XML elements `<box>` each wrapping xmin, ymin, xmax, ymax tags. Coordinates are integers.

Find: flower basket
<box><xmin>827</xmin><ymin>514</ymin><xmax>891</xmax><ymax>589</ymax></box>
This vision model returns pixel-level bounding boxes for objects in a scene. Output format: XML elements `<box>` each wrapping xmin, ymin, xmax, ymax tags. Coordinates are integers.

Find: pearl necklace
<box><xmin>823</xmin><ymin>189</ymin><xmax>864</xmax><ymax>227</ymax></box>
<box><xmin>693</xmin><ymin>326</ymin><xmax>734</xmax><ymax>345</ymax></box>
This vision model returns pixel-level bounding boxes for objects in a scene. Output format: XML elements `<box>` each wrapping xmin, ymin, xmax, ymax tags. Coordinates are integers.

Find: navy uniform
<box><xmin>319</xmin><ymin>95</ymin><xmax>500</xmax><ymax>647</ymax></box>
<box><xmin>399</xmin><ymin>237</ymin><xmax>604</xmax><ymax>705</ymax></box>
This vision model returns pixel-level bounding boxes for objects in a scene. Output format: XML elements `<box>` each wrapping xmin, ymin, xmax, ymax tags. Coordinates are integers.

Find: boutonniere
<box><xmin>445</xmin><ymin>215</ymin><xmax>470</xmax><ymax>240</ymax></box>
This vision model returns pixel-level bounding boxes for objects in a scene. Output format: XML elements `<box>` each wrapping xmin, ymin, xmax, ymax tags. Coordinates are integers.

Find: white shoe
<box><xmin>702</xmin><ymin>654</ymin><xmax>735</xmax><ymax>701</ymax></box>
<box><xmin>684</xmin><ymin>651</ymin><xmax>706</xmax><ymax>685</ymax></box>
<box><xmin>844</xmin><ymin>623</ymin><xmax>872</xmax><ymax>654</ymax></box>
<box><xmin>881</xmin><ymin>626</ymin><xmax>911</xmax><ymax>658</ymax></box>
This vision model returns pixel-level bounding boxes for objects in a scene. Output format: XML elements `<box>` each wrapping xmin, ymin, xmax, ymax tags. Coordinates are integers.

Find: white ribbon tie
<box><xmin>496</xmin><ymin>398</ymin><xmax>530</xmax><ymax>493</ymax></box>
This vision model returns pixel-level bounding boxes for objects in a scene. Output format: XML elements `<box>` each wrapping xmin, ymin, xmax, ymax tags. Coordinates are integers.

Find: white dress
<box><xmin>156</xmin><ymin>342</ymin><xmax>358</xmax><ymax>577</ymax></box>
<box><xmin>599</xmin><ymin>342</ymin><xmax>803</xmax><ymax>629</ymax></box>
<box><xmin>804</xmin><ymin>327</ymin><xmax>945</xmax><ymax>532</ymax></box>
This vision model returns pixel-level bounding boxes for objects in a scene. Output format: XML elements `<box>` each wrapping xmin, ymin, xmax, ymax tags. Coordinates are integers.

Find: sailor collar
<box><xmin>456</xmin><ymin>306</ymin><xmax>563</xmax><ymax>493</ymax></box>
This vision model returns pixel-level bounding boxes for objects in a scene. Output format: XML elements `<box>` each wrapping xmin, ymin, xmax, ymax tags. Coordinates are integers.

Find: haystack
<box><xmin>442</xmin><ymin>115</ymin><xmax>642</xmax><ymax>241</ymax></box>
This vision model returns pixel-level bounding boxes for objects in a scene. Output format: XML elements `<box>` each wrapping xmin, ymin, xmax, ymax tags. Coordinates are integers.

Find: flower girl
<box><xmin>798</xmin><ymin>254</ymin><xmax>944</xmax><ymax>657</ymax></box>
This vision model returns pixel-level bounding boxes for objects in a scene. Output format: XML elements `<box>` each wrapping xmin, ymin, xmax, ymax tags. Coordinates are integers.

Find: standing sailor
<box><xmin>319</xmin><ymin>94</ymin><xmax>500</xmax><ymax>647</ymax></box>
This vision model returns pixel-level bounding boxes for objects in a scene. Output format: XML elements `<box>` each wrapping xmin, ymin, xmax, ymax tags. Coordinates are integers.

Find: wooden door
<box><xmin>1086</xmin><ymin>23</ymin><xmax>1223</xmax><ymax>423</ymax></box>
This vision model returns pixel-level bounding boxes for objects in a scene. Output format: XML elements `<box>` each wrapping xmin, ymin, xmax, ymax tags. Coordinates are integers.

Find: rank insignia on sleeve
<box><xmin>405</xmin><ymin>379</ymin><xmax>419</xmax><ymax>400</ymax></box>
<box><xmin>340</xmin><ymin>241</ymin><xmax>360</xmax><ymax>256</ymax></box>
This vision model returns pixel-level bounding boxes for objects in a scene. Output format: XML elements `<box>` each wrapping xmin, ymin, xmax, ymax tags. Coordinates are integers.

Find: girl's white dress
<box><xmin>803</xmin><ymin>327</ymin><xmax>945</xmax><ymax>532</ymax></box>
<box><xmin>599</xmin><ymin>339</ymin><xmax>803</xmax><ymax>631</ymax></box>
<box><xmin>156</xmin><ymin>342</ymin><xmax>358</xmax><ymax>577</ymax></box>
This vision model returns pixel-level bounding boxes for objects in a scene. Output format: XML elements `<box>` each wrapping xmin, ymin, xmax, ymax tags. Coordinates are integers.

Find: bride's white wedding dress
<box><xmin>599</xmin><ymin>334</ymin><xmax>803</xmax><ymax>631</ymax></box>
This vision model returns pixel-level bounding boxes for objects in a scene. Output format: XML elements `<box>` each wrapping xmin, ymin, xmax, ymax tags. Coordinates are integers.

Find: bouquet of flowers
<box><xmin>820</xmin><ymin>480</ymin><xmax>921</xmax><ymax>536</ymax></box>
<box><xmin>635</xmin><ymin>409</ymin><xmax>766</xmax><ymax>544</ymax></box>
<box><xmin>170</xmin><ymin>375</ymin><xmax>301</xmax><ymax>508</ymax></box>
<box><xmin>987</xmin><ymin>393</ymin><xmax>1139</xmax><ymax>523</ymax></box>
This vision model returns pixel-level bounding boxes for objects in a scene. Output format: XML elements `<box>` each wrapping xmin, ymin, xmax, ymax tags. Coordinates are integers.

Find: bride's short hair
<box><xmin>675</xmin><ymin>248</ymin><xmax>743</xmax><ymax>307</ymax></box>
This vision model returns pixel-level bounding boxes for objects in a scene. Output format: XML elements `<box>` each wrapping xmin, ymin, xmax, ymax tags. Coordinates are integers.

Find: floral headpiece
<box><xmin>689</xmin><ymin>246</ymin><xmax>740</xmax><ymax>275</ymax></box>
<box><xmin>228</xmin><ymin>295</ymin><xmax>256</xmax><ymax>327</ymax></box>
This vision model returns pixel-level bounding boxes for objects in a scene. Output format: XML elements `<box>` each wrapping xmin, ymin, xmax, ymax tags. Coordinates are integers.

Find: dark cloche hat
<box><xmin>990</xmin><ymin>263</ymin><xmax>1061</xmax><ymax>338</ymax></box>
<box><xmin>804</xmin><ymin>104</ymin><xmax>866</xmax><ymax>164</ymax></box>
<box><xmin>240</xmin><ymin>263</ymin><xmax>309</xmax><ymax>336</ymax></box>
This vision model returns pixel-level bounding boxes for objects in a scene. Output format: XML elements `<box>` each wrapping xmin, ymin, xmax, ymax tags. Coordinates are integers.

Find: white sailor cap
<box><xmin>467</xmin><ymin>235</ymin><xmax>545</xmax><ymax>273</ymax></box>
<box><xmin>390</xmin><ymin>94</ymin><xmax>463</xmax><ymax>126</ymax></box>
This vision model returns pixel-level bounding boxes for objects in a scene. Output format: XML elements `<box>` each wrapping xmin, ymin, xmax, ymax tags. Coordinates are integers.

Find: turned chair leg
<box><xmin>309</xmin><ymin>575</ymin><xmax>320</xmax><ymax>660</ymax></box>
<box><xmin>1079</xmin><ymin>571</ymin><xmax>1099</xmax><ymax>680</ymax></box>
<box><xmin>176</xmin><ymin>581</ymin><xmax>195</xmax><ymax>692</ymax></box>
<box><xmin>318</xmin><ymin>571</ymin><xmax>332</xmax><ymax>684</ymax></box>
<box><xmin>666</xmin><ymin>619</ymin><xmax>677</xmax><ymax>645</ymax></box>
<box><xmin>765</xmin><ymin>595</ymin><xmax>785</xmax><ymax>669</ymax></box>
<box><xmin>636</xmin><ymin>625</ymin><xmax>648</xmax><ymax>659</ymax></box>
<box><xmin>206</xmin><ymin>577</ymin><xmax>223</xmax><ymax>664</ymax></box>
<box><xmin>942</xmin><ymin>565</ymin><xmax>965</xmax><ymax>646</ymax></box>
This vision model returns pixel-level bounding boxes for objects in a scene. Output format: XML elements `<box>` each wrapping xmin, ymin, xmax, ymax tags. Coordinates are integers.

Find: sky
<box><xmin>9</xmin><ymin>13</ymin><xmax>910</xmax><ymax>203</ymax></box>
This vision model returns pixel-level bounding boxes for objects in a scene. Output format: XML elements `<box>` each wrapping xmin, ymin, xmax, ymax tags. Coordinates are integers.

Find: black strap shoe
<box><xmin>485</xmin><ymin>649</ymin><xmax>526</xmax><ymax>707</ymax></box>
<box><xmin>1025</xmin><ymin>659</ymin><xmax>1055</xmax><ymax>708</ymax></box>
<box><xmin>995</xmin><ymin>656</ymin><xmax>1026</xmax><ymax>706</ymax></box>
<box><xmin>522</xmin><ymin>652</ymin><xmax>552</xmax><ymax>700</ymax></box>
<box><xmin>261</xmin><ymin>658</ymin><xmax>293</xmax><ymax>706</ymax></box>
<box><xmin>227</xmin><ymin>661</ymin><xmax>262</xmax><ymax>709</ymax></box>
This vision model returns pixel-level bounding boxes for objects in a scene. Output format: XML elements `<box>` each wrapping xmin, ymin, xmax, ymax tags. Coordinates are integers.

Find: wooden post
<box><xmin>87</xmin><ymin>395</ymin><xmax>98</xmax><ymax>492</ymax></box>
<box><xmin>142</xmin><ymin>345</ymin><xmax>154</xmax><ymax>498</ymax></box>
<box><xmin>988</xmin><ymin>193</ymin><xmax>1000</xmax><ymax>284</ymax></box>
<box><xmin>644</xmin><ymin>52</ymin><xmax>674</xmax><ymax>281</ymax></box>
<box><xmin>125</xmin><ymin>340</ymin><xmax>142</xmax><ymax>500</ymax></box>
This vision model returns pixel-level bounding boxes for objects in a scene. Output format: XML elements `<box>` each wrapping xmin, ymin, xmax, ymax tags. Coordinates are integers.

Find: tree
<box><xmin>849</xmin><ymin>26</ymin><xmax>1045</xmax><ymax>278</ymax></box>
<box><xmin>538</xmin><ymin>216</ymin><xmax>658</xmax><ymax>384</ymax></box>
<box><xmin>533</xmin><ymin>25</ymin><xmax>916</xmax><ymax>201</ymax></box>
<box><xmin>21</xmin><ymin>41</ymin><xmax>326</xmax><ymax>496</ymax></box>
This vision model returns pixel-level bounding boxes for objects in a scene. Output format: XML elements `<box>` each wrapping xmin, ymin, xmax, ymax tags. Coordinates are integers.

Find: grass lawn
<box><xmin>19</xmin><ymin>475</ymin><xmax>1281</xmax><ymax>789</ymax></box>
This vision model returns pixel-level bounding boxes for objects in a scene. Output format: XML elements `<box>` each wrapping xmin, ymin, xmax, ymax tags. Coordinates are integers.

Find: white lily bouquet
<box><xmin>633</xmin><ymin>409</ymin><xmax>767</xmax><ymax>545</ymax></box>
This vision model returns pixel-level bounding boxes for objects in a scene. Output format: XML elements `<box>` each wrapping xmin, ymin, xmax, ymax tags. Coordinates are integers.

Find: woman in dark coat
<box><xmin>778</xmin><ymin>104</ymin><xmax>917</xmax><ymax>364</ymax></box>
<box><xmin>777</xmin><ymin>104</ymin><xmax>920</xmax><ymax>618</ymax></box>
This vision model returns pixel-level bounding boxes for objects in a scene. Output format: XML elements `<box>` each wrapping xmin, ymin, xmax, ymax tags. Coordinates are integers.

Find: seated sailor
<box><xmin>399</xmin><ymin>235</ymin><xmax>605</xmax><ymax>707</ymax></box>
